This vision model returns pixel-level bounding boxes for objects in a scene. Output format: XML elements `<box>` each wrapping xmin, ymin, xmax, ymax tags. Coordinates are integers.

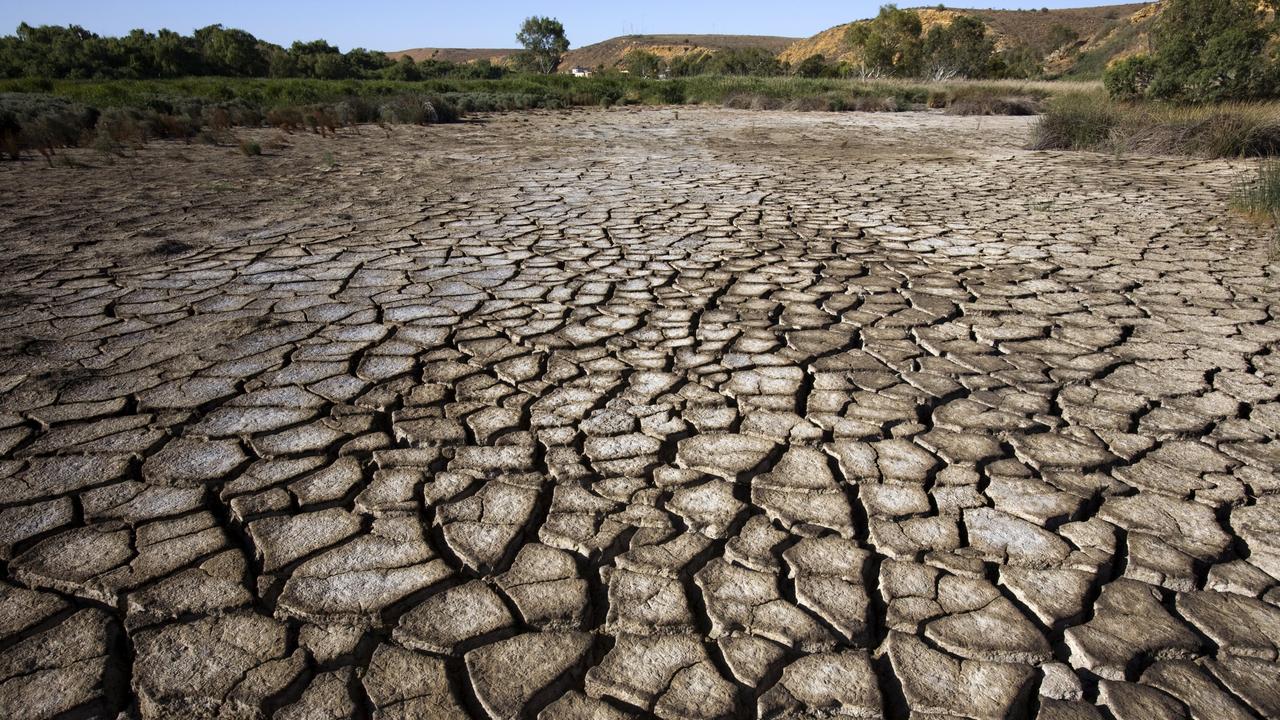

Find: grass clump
<box><xmin>1234</xmin><ymin>161</ymin><xmax>1280</xmax><ymax>217</ymax></box>
<box><xmin>1028</xmin><ymin>91</ymin><xmax>1119</xmax><ymax>150</ymax></box>
<box><xmin>1233</xmin><ymin>161</ymin><xmax>1280</xmax><ymax>257</ymax></box>
<box><xmin>239</xmin><ymin>139</ymin><xmax>262</xmax><ymax>156</ymax></box>
<box><xmin>944</xmin><ymin>85</ymin><xmax>1048</xmax><ymax>116</ymax></box>
<box><xmin>1031</xmin><ymin>92</ymin><xmax>1280</xmax><ymax>158</ymax></box>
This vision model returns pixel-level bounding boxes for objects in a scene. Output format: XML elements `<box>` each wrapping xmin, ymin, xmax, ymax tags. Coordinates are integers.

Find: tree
<box><xmin>345</xmin><ymin>47</ymin><xmax>392</xmax><ymax>76</ymax></box>
<box><xmin>845</xmin><ymin>5</ymin><xmax>924</xmax><ymax>77</ymax></box>
<box><xmin>667</xmin><ymin>51</ymin><xmax>711</xmax><ymax>77</ymax></box>
<box><xmin>151</xmin><ymin>29</ymin><xmax>198</xmax><ymax>77</ymax></box>
<box><xmin>516</xmin><ymin>16</ymin><xmax>568</xmax><ymax>74</ymax></box>
<box><xmin>1103</xmin><ymin>54</ymin><xmax>1157</xmax><ymax>99</ymax></box>
<box><xmin>1103</xmin><ymin>0</ymin><xmax>1275</xmax><ymax>101</ymax></box>
<box><xmin>1150</xmin><ymin>0</ymin><xmax>1271</xmax><ymax>100</ymax></box>
<box><xmin>193</xmin><ymin>25</ymin><xmax>268</xmax><ymax>76</ymax></box>
<box><xmin>795</xmin><ymin>54</ymin><xmax>829</xmax><ymax>78</ymax></box>
<box><xmin>708</xmin><ymin>47</ymin><xmax>782</xmax><ymax>76</ymax></box>
<box><xmin>623</xmin><ymin>50</ymin><xmax>662</xmax><ymax>78</ymax></box>
<box><xmin>385</xmin><ymin>55</ymin><xmax>421</xmax><ymax>81</ymax></box>
<box><xmin>922</xmin><ymin>15</ymin><xmax>995</xmax><ymax>79</ymax></box>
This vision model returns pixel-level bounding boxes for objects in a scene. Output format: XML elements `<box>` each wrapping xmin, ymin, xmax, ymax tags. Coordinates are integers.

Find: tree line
<box><xmin>0</xmin><ymin>23</ymin><xmax>505</xmax><ymax>80</ymax></box>
<box><xmin>621</xmin><ymin>7</ymin><xmax>1042</xmax><ymax>81</ymax></box>
<box><xmin>842</xmin><ymin>5</ymin><xmax>1038</xmax><ymax>80</ymax></box>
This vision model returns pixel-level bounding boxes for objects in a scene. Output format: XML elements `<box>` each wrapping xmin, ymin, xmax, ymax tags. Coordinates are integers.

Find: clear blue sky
<box><xmin>2</xmin><ymin>1</ymin><xmax>1122</xmax><ymax>51</ymax></box>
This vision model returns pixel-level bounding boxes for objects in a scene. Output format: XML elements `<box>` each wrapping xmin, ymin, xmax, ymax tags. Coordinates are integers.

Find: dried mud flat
<box><xmin>0</xmin><ymin>107</ymin><xmax>1278</xmax><ymax>720</ymax></box>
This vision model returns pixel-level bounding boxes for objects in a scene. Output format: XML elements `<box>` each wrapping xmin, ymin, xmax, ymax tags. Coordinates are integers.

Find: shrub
<box><xmin>303</xmin><ymin>106</ymin><xmax>339</xmax><ymax>136</ymax></box>
<box><xmin>947</xmin><ymin>95</ymin><xmax>1042</xmax><ymax>116</ymax></box>
<box><xmin>266</xmin><ymin>107</ymin><xmax>304</xmax><ymax>132</ymax></box>
<box><xmin>1103</xmin><ymin>0</ymin><xmax>1275</xmax><ymax>102</ymax></box>
<box><xmin>946</xmin><ymin>86</ymin><xmax>1046</xmax><ymax>115</ymax></box>
<box><xmin>377</xmin><ymin>94</ymin><xmax>459</xmax><ymax>125</ymax></box>
<box><xmin>1102</xmin><ymin>55</ymin><xmax>1156</xmax><ymax>101</ymax></box>
<box><xmin>1028</xmin><ymin>92</ymin><xmax>1118</xmax><ymax>150</ymax></box>
<box><xmin>239</xmin><ymin>139</ymin><xmax>262</xmax><ymax>156</ymax></box>
<box><xmin>96</xmin><ymin>107</ymin><xmax>148</xmax><ymax>145</ymax></box>
<box><xmin>153</xmin><ymin>113</ymin><xmax>197</xmax><ymax>140</ymax></box>
<box><xmin>0</xmin><ymin>93</ymin><xmax>95</xmax><ymax>159</ymax></box>
<box><xmin>0</xmin><ymin>110</ymin><xmax>17</xmax><ymax>159</ymax></box>
<box><xmin>1032</xmin><ymin>93</ymin><xmax>1280</xmax><ymax>157</ymax></box>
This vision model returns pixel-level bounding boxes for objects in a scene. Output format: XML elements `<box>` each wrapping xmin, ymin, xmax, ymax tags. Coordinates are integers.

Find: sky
<box><xmin>2</xmin><ymin>1</ymin><xmax>1122</xmax><ymax>51</ymax></box>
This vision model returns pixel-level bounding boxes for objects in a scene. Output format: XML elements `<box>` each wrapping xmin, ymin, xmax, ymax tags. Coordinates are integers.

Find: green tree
<box><xmin>344</xmin><ymin>47</ymin><xmax>391</xmax><ymax>77</ymax></box>
<box><xmin>845</xmin><ymin>5</ymin><xmax>924</xmax><ymax>77</ymax></box>
<box><xmin>515</xmin><ymin>16</ymin><xmax>569</xmax><ymax>74</ymax></box>
<box><xmin>623</xmin><ymin>50</ymin><xmax>662</xmax><ymax>78</ymax></box>
<box><xmin>667</xmin><ymin>51</ymin><xmax>711</xmax><ymax>77</ymax></box>
<box><xmin>193</xmin><ymin>25</ymin><xmax>268</xmax><ymax>76</ymax></box>
<box><xmin>1103</xmin><ymin>54</ymin><xmax>1157</xmax><ymax>99</ymax></box>
<box><xmin>1111</xmin><ymin>0</ymin><xmax>1275</xmax><ymax>101</ymax></box>
<box><xmin>385</xmin><ymin>55</ymin><xmax>421</xmax><ymax>81</ymax></box>
<box><xmin>922</xmin><ymin>15</ymin><xmax>995</xmax><ymax>79</ymax></box>
<box><xmin>311</xmin><ymin>52</ymin><xmax>349</xmax><ymax>79</ymax></box>
<box><xmin>151</xmin><ymin>29</ymin><xmax>198</xmax><ymax>77</ymax></box>
<box><xmin>795</xmin><ymin>54</ymin><xmax>829</xmax><ymax>78</ymax></box>
<box><xmin>708</xmin><ymin>47</ymin><xmax>782</xmax><ymax>76</ymax></box>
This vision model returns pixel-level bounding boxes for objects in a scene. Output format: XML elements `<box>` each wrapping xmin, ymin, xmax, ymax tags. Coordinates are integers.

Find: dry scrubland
<box><xmin>0</xmin><ymin>106</ymin><xmax>1277</xmax><ymax>719</ymax></box>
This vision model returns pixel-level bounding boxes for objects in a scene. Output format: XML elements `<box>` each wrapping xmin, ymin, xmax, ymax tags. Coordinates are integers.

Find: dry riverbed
<box><xmin>0</xmin><ymin>107</ymin><xmax>1278</xmax><ymax>719</ymax></box>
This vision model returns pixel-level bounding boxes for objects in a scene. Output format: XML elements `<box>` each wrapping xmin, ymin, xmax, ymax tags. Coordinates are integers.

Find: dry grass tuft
<box><xmin>1031</xmin><ymin>91</ymin><xmax>1280</xmax><ymax>158</ymax></box>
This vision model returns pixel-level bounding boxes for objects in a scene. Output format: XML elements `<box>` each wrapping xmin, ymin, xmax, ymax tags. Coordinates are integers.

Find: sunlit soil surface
<box><xmin>0</xmin><ymin>107</ymin><xmax>1277</xmax><ymax>719</ymax></box>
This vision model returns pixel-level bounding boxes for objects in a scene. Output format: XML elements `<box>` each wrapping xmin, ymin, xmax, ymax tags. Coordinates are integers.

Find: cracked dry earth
<box><xmin>0</xmin><ymin>106</ymin><xmax>1279</xmax><ymax>720</ymax></box>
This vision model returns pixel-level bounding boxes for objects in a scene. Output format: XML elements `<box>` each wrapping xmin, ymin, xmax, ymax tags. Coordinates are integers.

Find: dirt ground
<box><xmin>0</xmin><ymin>107</ymin><xmax>1278</xmax><ymax>719</ymax></box>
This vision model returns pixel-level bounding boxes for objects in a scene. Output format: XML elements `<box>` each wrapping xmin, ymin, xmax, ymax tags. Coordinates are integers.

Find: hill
<box><xmin>1046</xmin><ymin>3</ymin><xmax>1162</xmax><ymax>77</ymax></box>
<box><xmin>779</xmin><ymin>4</ymin><xmax>1152</xmax><ymax>73</ymax></box>
<box><xmin>389</xmin><ymin>4</ymin><xmax>1158</xmax><ymax>77</ymax></box>
<box><xmin>387</xmin><ymin>48</ymin><xmax>517</xmax><ymax>64</ymax></box>
<box><xmin>557</xmin><ymin>34</ymin><xmax>799</xmax><ymax>72</ymax></box>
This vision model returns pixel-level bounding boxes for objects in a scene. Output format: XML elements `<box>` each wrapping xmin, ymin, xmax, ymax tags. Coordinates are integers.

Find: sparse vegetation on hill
<box><xmin>782</xmin><ymin>4</ymin><xmax>1153</xmax><ymax>79</ymax></box>
<box><xmin>557</xmin><ymin>35</ymin><xmax>797</xmax><ymax>74</ymax></box>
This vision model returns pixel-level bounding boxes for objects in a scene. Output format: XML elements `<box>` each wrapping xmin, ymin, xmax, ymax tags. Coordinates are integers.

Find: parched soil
<box><xmin>0</xmin><ymin>107</ymin><xmax>1277</xmax><ymax>719</ymax></box>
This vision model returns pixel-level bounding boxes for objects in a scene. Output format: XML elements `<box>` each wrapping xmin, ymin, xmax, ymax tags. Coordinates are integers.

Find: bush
<box><xmin>947</xmin><ymin>95</ymin><xmax>1042</xmax><ymax>116</ymax></box>
<box><xmin>0</xmin><ymin>93</ymin><xmax>96</xmax><ymax>159</ymax></box>
<box><xmin>266</xmin><ymin>107</ymin><xmax>304</xmax><ymax>132</ymax></box>
<box><xmin>945</xmin><ymin>85</ymin><xmax>1046</xmax><ymax>115</ymax></box>
<box><xmin>377</xmin><ymin>94</ymin><xmax>459</xmax><ymax>125</ymax></box>
<box><xmin>1102</xmin><ymin>55</ymin><xmax>1156</xmax><ymax>101</ymax></box>
<box><xmin>239</xmin><ymin>139</ymin><xmax>261</xmax><ymax>156</ymax></box>
<box><xmin>1028</xmin><ymin>92</ymin><xmax>1118</xmax><ymax>150</ymax></box>
<box><xmin>96</xmin><ymin>107</ymin><xmax>148</xmax><ymax>144</ymax></box>
<box><xmin>1102</xmin><ymin>0</ymin><xmax>1276</xmax><ymax>102</ymax></box>
<box><xmin>1032</xmin><ymin>92</ymin><xmax>1280</xmax><ymax>157</ymax></box>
